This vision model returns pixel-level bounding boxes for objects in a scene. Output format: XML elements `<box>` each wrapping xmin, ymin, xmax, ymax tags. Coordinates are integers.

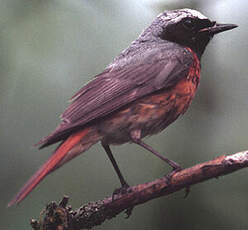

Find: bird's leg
<box><xmin>101</xmin><ymin>142</ymin><xmax>129</xmax><ymax>189</ymax></box>
<box><xmin>130</xmin><ymin>130</ymin><xmax>190</xmax><ymax>197</ymax></box>
<box><xmin>130</xmin><ymin>130</ymin><xmax>181</xmax><ymax>171</ymax></box>
<box><xmin>101</xmin><ymin>142</ymin><xmax>133</xmax><ymax>217</ymax></box>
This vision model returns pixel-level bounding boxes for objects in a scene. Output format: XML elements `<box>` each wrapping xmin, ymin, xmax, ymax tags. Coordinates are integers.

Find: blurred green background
<box><xmin>1</xmin><ymin>0</ymin><xmax>248</xmax><ymax>229</ymax></box>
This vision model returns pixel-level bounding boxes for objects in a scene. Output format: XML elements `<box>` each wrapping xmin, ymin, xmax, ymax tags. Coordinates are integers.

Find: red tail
<box><xmin>8</xmin><ymin>128</ymin><xmax>94</xmax><ymax>207</ymax></box>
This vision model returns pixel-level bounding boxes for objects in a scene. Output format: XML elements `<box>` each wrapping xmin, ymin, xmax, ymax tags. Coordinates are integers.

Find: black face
<box><xmin>159</xmin><ymin>14</ymin><xmax>237</xmax><ymax>58</ymax></box>
<box><xmin>160</xmin><ymin>16</ymin><xmax>216</xmax><ymax>57</ymax></box>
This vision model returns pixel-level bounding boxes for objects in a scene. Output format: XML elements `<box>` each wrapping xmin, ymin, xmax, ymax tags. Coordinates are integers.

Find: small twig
<box><xmin>30</xmin><ymin>150</ymin><xmax>248</xmax><ymax>230</ymax></box>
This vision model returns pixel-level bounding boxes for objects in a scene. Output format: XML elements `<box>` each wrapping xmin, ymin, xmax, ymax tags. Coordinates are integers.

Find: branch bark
<box><xmin>30</xmin><ymin>150</ymin><xmax>248</xmax><ymax>230</ymax></box>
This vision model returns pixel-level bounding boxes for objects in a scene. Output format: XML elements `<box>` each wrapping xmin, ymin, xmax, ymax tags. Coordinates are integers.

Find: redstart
<box><xmin>8</xmin><ymin>8</ymin><xmax>237</xmax><ymax>207</ymax></box>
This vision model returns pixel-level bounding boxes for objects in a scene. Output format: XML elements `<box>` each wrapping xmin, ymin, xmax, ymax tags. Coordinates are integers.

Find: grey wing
<box><xmin>38</xmin><ymin>48</ymin><xmax>193</xmax><ymax>148</ymax></box>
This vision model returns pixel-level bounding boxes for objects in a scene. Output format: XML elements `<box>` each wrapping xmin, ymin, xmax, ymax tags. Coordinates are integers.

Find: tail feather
<box><xmin>8</xmin><ymin>127</ymin><xmax>99</xmax><ymax>207</ymax></box>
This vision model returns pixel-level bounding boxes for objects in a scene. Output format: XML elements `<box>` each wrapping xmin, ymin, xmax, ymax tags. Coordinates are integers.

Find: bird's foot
<box><xmin>112</xmin><ymin>182</ymin><xmax>134</xmax><ymax>218</ymax></box>
<box><xmin>164</xmin><ymin>164</ymin><xmax>182</xmax><ymax>181</ymax></box>
<box><xmin>165</xmin><ymin>166</ymin><xmax>190</xmax><ymax>198</ymax></box>
<box><xmin>112</xmin><ymin>183</ymin><xmax>130</xmax><ymax>199</ymax></box>
<box><xmin>184</xmin><ymin>186</ymin><xmax>190</xmax><ymax>198</ymax></box>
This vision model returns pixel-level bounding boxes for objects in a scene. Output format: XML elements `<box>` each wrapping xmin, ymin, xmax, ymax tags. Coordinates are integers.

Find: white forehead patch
<box><xmin>183</xmin><ymin>8</ymin><xmax>207</xmax><ymax>19</ymax></box>
<box><xmin>157</xmin><ymin>12</ymin><xmax>171</xmax><ymax>21</ymax></box>
<box><xmin>158</xmin><ymin>8</ymin><xmax>208</xmax><ymax>23</ymax></box>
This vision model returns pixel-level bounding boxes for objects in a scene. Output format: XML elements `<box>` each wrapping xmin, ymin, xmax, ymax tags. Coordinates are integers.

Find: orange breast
<box><xmin>134</xmin><ymin>48</ymin><xmax>201</xmax><ymax>127</ymax></box>
<box><xmin>100</xmin><ymin>49</ymin><xmax>201</xmax><ymax>144</ymax></box>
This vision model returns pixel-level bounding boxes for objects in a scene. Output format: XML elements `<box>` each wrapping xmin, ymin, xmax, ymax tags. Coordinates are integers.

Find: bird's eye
<box><xmin>183</xmin><ymin>18</ymin><xmax>195</xmax><ymax>30</ymax></box>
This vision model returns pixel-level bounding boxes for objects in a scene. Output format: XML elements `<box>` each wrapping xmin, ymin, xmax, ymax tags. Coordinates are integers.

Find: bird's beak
<box><xmin>199</xmin><ymin>23</ymin><xmax>238</xmax><ymax>35</ymax></box>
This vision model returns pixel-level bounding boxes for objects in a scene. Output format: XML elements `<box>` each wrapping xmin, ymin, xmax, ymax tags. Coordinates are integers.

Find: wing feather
<box><xmin>38</xmin><ymin>47</ymin><xmax>193</xmax><ymax>147</ymax></box>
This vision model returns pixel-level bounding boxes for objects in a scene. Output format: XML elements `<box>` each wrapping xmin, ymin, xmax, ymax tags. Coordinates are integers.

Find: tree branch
<box><xmin>30</xmin><ymin>150</ymin><xmax>248</xmax><ymax>230</ymax></box>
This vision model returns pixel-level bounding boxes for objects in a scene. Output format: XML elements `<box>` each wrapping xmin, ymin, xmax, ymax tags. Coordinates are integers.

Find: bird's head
<box><xmin>144</xmin><ymin>9</ymin><xmax>237</xmax><ymax>58</ymax></box>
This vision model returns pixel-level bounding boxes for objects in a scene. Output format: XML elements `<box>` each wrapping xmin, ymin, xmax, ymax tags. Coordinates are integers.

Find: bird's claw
<box><xmin>112</xmin><ymin>183</ymin><xmax>134</xmax><ymax>218</ymax></box>
<box><xmin>112</xmin><ymin>183</ymin><xmax>130</xmax><ymax>200</ymax></box>
<box><xmin>184</xmin><ymin>186</ymin><xmax>190</xmax><ymax>198</ymax></box>
<box><xmin>165</xmin><ymin>166</ymin><xmax>191</xmax><ymax>198</ymax></box>
<box><xmin>165</xmin><ymin>165</ymin><xmax>182</xmax><ymax>181</ymax></box>
<box><xmin>124</xmin><ymin>206</ymin><xmax>133</xmax><ymax>218</ymax></box>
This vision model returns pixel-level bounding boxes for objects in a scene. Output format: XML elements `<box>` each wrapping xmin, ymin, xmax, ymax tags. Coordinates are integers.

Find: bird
<box><xmin>8</xmin><ymin>8</ymin><xmax>237</xmax><ymax>207</ymax></box>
